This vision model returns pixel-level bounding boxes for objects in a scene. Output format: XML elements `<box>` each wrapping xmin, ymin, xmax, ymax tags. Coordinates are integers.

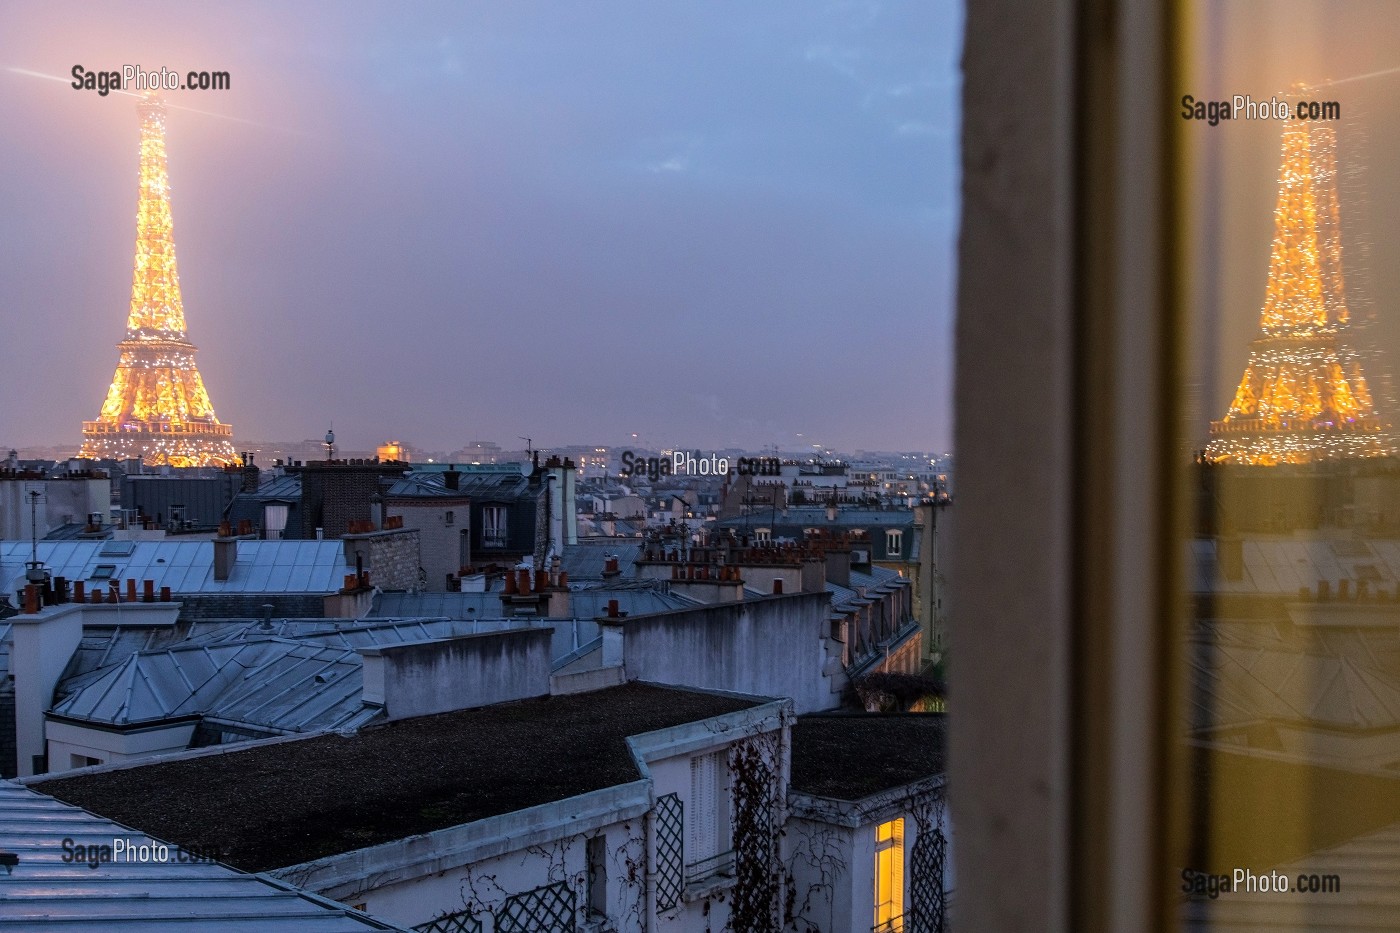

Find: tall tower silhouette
<box><xmin>1204</xmin><ymin>109</ymin><xmax>1394</xmax><ymax>464</ymax></box>
<box><xmin>79</xmin><ymin>94</ymin><xmax>236</xmax><ymax>467</ymax></box>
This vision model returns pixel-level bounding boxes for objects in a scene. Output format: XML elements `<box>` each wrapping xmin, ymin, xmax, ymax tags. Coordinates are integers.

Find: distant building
<box><xmin>377</xmin><ymin>441</ymin><xmax>412</xmax><ymax>463</ymax></box>
<box><xmin>121</xmin><ymin>469</ymin><xmax>242</xmax><ymax>531</ymax></box>
<box><xmin>0</xmin><ymin>465</ymin><xmax>111</xmax><ymax>542</ymax></box>
<box><xmin>288</xmin><ymin>459</ymin><xmax>411</xmax><ymax>540</ymax></box>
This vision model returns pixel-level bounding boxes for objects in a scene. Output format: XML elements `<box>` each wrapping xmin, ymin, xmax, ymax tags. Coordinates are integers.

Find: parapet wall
<box><xmin>606</xmin><ymin>591</ymin><xmax>842</xmax><ymax>713</ymax></box>
<box><xmin>361</xmin><ymin>629</ymin><xmax>551</xmax><ymax>720</ymax></box>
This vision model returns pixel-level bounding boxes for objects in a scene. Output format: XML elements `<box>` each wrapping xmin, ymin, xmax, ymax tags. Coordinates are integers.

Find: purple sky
<box><xmin>1</xmin><ymin>2</ymin><xmax>961</xmax><ymax>455</ymax></box>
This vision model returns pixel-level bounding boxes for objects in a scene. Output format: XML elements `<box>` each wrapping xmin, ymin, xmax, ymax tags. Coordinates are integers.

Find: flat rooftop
<box><xmin>34</xmin><ymin>683</ymin><xmax>760</xmax><ymax>873</ymax></box>
<box><xmin>789</xmin><ymin>714</ymin><xmax>946</xmax><ymax>801</ymax></box>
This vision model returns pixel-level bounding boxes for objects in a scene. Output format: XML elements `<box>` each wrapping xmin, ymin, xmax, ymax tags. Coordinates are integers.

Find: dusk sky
<box><xmin>1</xmin><ymin>2</ymin><xmax>961</xmax><ymax>456</ymax></box>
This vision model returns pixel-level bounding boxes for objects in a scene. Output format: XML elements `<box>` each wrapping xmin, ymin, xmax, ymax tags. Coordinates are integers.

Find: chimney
<box><xmin>241</xmin><ymin>453</ymin><xmax>261</xmax><ymax>492</ymax></box>
<box><xmin>214</xmin><ymin>534</ymin><xmax>238</xmax><ymax>582</ymax></box>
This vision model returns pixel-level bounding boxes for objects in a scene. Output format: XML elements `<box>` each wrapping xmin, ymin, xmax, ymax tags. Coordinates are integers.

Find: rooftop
<box><xmin>371</xmin><ymin>585</ymin><xmax>695</xmax><ymax>620</ymax></box>
<box><xmin>35</xmin><ymin>682</ymin><xmax>761</xmax><ymax>873</ymax></box>
<box><xmin>0</xmin><ymin>539</ymin><xmax>350</xmax><ymax>596</ymax></box>
<box><xmin>1190</xmin><ymin>535</ymin><xmax>1400</xmax><ymax>596</ymax></box>
<box><xmin>560</xmin><ymin>540</ymin><xmax>644</xmax><ymax>580</ymax></box>
<box><xmin>789</xmin><ymin>714</ymin><xmax>947</xmax><ymax>801</ymax></box>
<box><xmin>50</xmin><ymin>617</ymin><xmax>604</xmax><ymax>733</ymax></box>
<box><xmin>0</xmin><ymin>781</ymin><xmax>408</xmax><ymax>932</ymax></box>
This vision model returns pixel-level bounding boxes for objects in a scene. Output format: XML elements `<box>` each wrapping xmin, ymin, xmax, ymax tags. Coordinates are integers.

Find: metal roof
<box><xmin>51</xmin><ymin>639</ymin><xmax>375</xmax><ymax>733</ymax></box>
<box><xmin>234</xmin><ymin>473</ymin><xmax>302</xmax><ymax>502</ymax></box>
<box><xmin>1189</xmin><ymin>625</ymin><xmax>1400</xmax><ymax>732</ymax></box>
<box><xmin>0</xmin><ymin>540</ymin><xmax>350</xmax><ymax>596</ymax></box>
<box><xmin>371</xmin><ymin>586</ymin><xmax>693</xmax><ymax>620</ymax></box>
<box><xmin>718</xmin><ymin>507</ymin><xmax>919</xmax><ymax>528</ymax></box>
<box><xmin>1189</xmin><ymin>535</ymin><xmax>1400</xmax><ymax>595</ymax></box>
<box><xmin>0</xmin><ymin>781</ymin><xmax>410</xmax><ymax>931</ymax></box>
<box><xmin>47</xmin><ymin>617</ymin><xmax>610</xmax><ymax>733</ymax></box>
<box><xmin>560</xmin><ymin>540</ymin><xmax>643</xmax><ymax>580</ymax></box>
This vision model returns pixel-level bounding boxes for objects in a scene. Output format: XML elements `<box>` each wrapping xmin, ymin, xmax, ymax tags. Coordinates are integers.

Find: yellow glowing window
<box><xmin>874</xmin><ymin>818</ymin><xmax>905</xmax><ymax>932</ymax></box>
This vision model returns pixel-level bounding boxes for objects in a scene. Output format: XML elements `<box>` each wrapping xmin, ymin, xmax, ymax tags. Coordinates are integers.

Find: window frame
<box><xmin>873</xmin><ymin>817</ymin><xmax>906</xmax><ymax>932</ymax></box>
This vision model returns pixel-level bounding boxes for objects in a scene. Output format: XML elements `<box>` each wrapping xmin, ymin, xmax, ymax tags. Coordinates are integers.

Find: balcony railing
<box><xmin>872</xmin><ymin>915</ymin><xmax>905</xmax><ymax>933</ymax></box>
<box><xmin>481</xmin><ymin>530</ymin><xmax>508</xmax><ymax>548</ymax></box>
<box><xmin>684</xmin><ymin>849</ymin><xmax>734</xmax><ymax>885</ymax></box>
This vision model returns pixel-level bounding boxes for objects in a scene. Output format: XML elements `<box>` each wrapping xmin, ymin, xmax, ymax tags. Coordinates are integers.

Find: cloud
<box><xmin>647</xmin><ymin>155</ymin><xmax>689</xmax><ymax>173</ymax></box>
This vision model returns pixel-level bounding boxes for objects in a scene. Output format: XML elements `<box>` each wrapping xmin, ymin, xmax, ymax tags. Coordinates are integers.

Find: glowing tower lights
<box><xmin>79</xmin><ymin>93</ymin><xmax>236</xmax><ymax>467</ymax></box>
<box><xmin>1203</xmin><ymin>103</ymin><xmax>1395</xmax><ymax>465</ymax></box>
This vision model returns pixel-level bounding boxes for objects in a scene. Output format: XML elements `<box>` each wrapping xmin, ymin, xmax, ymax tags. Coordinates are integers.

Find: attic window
<box><xmin>90</xmin><ymin>565</ymin><xmax>117</xmax><ymax>581</ymax></box>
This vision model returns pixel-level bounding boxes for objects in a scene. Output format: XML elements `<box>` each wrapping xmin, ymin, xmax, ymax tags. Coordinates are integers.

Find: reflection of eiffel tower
<box><xmin>1204</xmin><ymin>111</ymin><xmax>1395</xmax><ymax>465</ymax></box>
<box><xmin>78</xmin><ymin>94</ymin><xmax>236</xmax><ymax>467</ymax></box>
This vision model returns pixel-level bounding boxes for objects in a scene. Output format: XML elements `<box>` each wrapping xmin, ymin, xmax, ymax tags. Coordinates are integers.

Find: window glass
<box><xmin>1174</xmin><ymin>4</ymin><xmax>1400</xmax><ymax>927</ymax></box>
<box><xmin>874</xmin><ymin>817</ymin><xmax>905</xmax><ymax>932</ymax></box>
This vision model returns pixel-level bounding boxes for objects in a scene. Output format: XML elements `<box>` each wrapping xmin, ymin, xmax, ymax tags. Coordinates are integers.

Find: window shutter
<box><xmin>689</xmin><ymin>753</ymin><xmax>719</xmax><ymax>861</ymax></box>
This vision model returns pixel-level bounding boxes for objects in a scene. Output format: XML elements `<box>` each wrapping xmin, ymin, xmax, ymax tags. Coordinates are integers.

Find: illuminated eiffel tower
<box><xmin>79</xmin><ymin>94</ymin><xmax>236</xmax><ymax>467</ymax></box>
<box><xmin>1204</xmin><ymin>108</ymin><xmax>1395</xmax><ymax>465</ymax></box>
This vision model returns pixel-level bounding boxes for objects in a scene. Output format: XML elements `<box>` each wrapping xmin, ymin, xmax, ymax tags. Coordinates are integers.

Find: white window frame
<box><xmin>481</xmin><ymin>505</ymin><xmax>507</xmax><ymax>547</ymax></box>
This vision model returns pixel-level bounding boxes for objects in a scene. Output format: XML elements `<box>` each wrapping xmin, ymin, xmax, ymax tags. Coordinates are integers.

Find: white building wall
<box><xmin>785</xmin><ymin>783</ymin><xmax>953</xmax><ymax>933</ymax></box>
<box><xmin>354</xmin><ymin>821</ymin><xmax>645</xmax><ymax>933</ymax></box>
<box><xmin>45</xmin><ymin>719</ymin><xmax>197</xmax><ymax>773</ymax></box>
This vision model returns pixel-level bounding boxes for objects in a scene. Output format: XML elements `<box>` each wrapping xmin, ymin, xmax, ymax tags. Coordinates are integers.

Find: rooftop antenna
<box><xmin>518</xmin><ymin>437</ymin><xmax>533</xmax><ymax>458</ymax></box>
<box><xmin>25</xmin><ymin>488</ymin><xmax>47</xmax><ymax>584</ymax></box>
<box><xmin>324</xmin><ymin>424</ymin><xmax>336</xmax><ymax>461</ymax></box>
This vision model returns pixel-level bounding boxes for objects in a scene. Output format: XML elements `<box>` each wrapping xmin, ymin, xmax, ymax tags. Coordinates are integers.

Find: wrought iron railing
<box><xmin>685</xmin><ymin>849</ymin><xmax>735</xmax><ymax>884</ymax></box>
<box><xmin>872</xmin><ymin>915</ymin><xmax>906</xmax><ymax>933</ymax></box>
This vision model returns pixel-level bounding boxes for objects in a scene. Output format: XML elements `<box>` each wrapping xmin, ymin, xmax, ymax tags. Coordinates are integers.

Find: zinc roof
<box><xmin>0</xmin><ymin>781</ymin><xmax>409</xmax><ymax>931</ymax></box>
<box><xmin>0</xmin><ymin>540</ymin><xmax>349</xmax><ymax>596</ymax></box>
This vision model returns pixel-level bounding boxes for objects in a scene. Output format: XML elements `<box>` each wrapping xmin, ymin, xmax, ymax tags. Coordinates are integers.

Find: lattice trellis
<box><xmin>909</xmin><ymin>791</ymin><xmax>949</xmax><ymax>933</ymax></box>
<box><xmin>495</xmin><ymin>881</ymin><xmax>575</xmax><ymax>932</ymax></box>
<box><xmin>730</xmin><ymin>739</ymin><xmax>781</xmax><ymax>932</ymax></box>
<box><xmin>413</xmin><ymin>909</ymin><xmax>483</xmax><ymax>933</ymax></box>
<box><xmin>654</xmin><ymin>792</ymin><xmax>685</xmax><ymax>911</ymax></box>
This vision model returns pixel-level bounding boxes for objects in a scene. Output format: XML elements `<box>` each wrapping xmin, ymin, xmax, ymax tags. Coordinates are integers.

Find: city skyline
<box><xmin>0</xmin><ymin>2</ymin><xmax>961</xmax><ymax>454</ymax></box>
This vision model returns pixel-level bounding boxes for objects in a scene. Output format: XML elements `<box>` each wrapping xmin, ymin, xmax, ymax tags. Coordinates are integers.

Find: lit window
<box><xmin>886</xmin><ymin>530</ymin><xmax>903</xmax><ymax>555</ymax></box>
<box><xmin>874</xmin><ymin>818</ymin><xmax>905</xmax><ymax>932</ymax></box>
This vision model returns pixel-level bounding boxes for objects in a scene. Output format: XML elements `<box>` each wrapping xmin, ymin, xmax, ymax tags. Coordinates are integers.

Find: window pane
<box><xmin>1175</xmin><ymin>4</ymin><xmax>1400</xmax><ymax>929</ymax></box>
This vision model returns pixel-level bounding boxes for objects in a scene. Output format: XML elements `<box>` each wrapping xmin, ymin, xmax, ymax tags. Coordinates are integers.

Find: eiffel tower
<box><xmin>1204</xmin><ymin>106</ymin><xmax>1395</xmax><ymax>465</ymax></box>
<box><xmin>79</xmin><ymin>93</ymin><xmax>236</xmax><ymax>467</ymax></box>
